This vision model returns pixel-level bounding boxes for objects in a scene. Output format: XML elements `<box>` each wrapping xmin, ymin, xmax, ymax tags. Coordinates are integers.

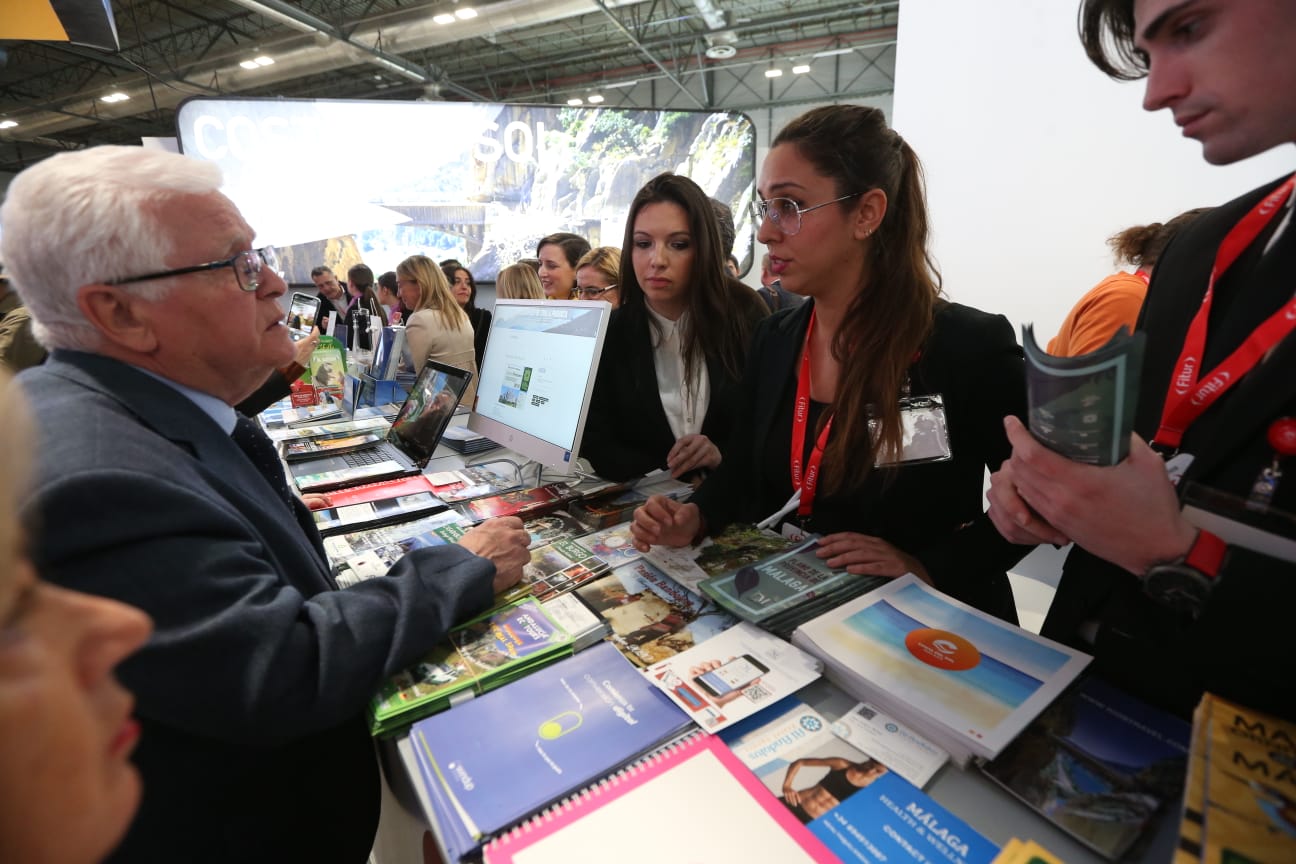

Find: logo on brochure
<box><xmin>800</xmin><ymin>715</ymin><xmax>823</xmax><ymax>733</ymax></box>
<box><xmin>903</xmin><ymin>628</ymin><xmax>980</xmax><ymax>671</ymax></box>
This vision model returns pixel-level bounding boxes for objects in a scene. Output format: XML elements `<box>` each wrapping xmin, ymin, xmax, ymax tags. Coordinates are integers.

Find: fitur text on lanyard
<box><xmin>1154</xmin><ymin>173</ymin><xmax>1296</xmax><ymax>451</ymax></box>
<box><xmin>791</xmin><ymin>310</ymin><xmax>834</xmax><ymax>517</ymax></box>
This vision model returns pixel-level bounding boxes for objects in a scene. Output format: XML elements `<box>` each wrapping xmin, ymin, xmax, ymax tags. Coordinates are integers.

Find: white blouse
<box><xmin>646</xmin><ymin>305</ymin><xmax>710</xmax><ymax>439</ymax></box>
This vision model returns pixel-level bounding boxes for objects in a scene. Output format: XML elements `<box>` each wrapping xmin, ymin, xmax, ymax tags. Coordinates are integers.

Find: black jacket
<box><xmin>1043</xmin><ymin>175</ymin><xmax>1296</xmax><ymax>720</ymax></box>
<box><xmin>690</xmin><ymin>299</ymin><xmax>1031</xmax><ymax>621</ymax></box>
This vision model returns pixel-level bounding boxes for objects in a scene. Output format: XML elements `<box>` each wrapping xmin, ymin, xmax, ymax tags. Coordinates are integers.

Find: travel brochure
<box><xmin>644</xmin><ymin>621</ymin><xmax>821</xmax><ymax>733</ymax></box>
<box><xmin>792</xmin><ymin>575</ymin><xmax>1091</xmax><ymax>764</ymax></box>
<box><xmin>574</xmin><ymin>558</ymin><xmax>736</xmax><ymax>668</ymax></box>
<box><xmin>1178</xmin><ymin>692</ymin><xmax>1296</xmax><ymax>864</ymax></box>
<box><xmin>1022</xmin><ymin>323</ymin><xmax>1145</xmax><ymax>466</ymax></box>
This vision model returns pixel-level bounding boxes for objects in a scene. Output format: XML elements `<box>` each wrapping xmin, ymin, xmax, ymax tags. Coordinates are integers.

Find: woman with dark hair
<box><xmin>536</xmin><ymin>232</ymin><xmax>590</xmax><ymax>300</ymax></box>
<box><xmin>376</xmin><ymin>270</ymin><xmax>405</xmax><ymax>324</ymax></box>
<box><xmin>345</xmin><ymin>263</ymin><xmax>386</xmax><ymax>328</ymax></box>
<box><xmin>442</xmin><ymin>262</ymin><xmax>492</xmax><ymax>370</ymax></box>
<box><xmin>631</xmin><ymin>106</ymin><xmax>1030</xmax><ymax>621</ymax></box>
<box><xmin>581</xmin><ymin>172</ymin><xmax>768</xmax><ymax>482</ymax></box>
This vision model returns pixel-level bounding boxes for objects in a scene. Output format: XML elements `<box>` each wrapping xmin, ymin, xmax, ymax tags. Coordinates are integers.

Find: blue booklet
<box><xmin>809</xmin><ymin>771</ymin><xmax>997</xmax><ymax>864</ymax></box>
<box><xmin>410</xmin><ymin>640</ymin><xmax>692</xmax><ymax>859</ymax></box>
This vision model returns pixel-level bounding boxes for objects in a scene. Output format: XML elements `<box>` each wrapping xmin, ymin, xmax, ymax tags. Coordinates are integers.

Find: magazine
<box><xmin>574</xmin><ymin>559</ymin><xmax>736</xmax><ymax>668</ymax></box>
<box><xmin>454</xmin><ymin>483</ymin><xmax>570</xmax><ymax>523</ymax></box>
<box><xmin>567</xmin><ymin>472</ymin><xmax>693</xmax><ymax>529</ymax></box>
<box><xmin>502</xmin><ymin>536</ymin><xmax>613</xmax><ymax>605</ymax></box>
<box><xmin>792</xmin><ymin>575</ymin><xmax>1091</xmax><ymax>764</ymax></box>
<box><xmin>644</xmin><ymin>523</ymin><xmax>802</xmax><ymax>593</ymax></box>
<box><xmin>311</xmin><ymin>491</ymin><xmax>447</xmax><ymax>537</ymax></box>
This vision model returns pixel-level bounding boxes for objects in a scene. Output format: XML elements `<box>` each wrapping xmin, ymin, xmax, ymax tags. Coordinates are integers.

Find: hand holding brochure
<box><xmin>1022</xmin><ymin>323</ymin><xmax>1145</xmax><ymax>465</ymax></box>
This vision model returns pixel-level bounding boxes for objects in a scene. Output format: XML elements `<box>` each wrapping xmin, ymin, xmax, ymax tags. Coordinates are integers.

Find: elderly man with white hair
<box><xmin>2</xmin><ymin>146</ymin><xmax>528</xmax><ymax>863</ymax></box>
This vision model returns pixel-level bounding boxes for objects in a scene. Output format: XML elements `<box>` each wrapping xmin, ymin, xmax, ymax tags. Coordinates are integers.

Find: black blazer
<box><xmin>468</xmin><ymin>306</ymin><xmax>493</xmax><ymax>370</ymax></box>
<box><xmin>690</xmin><ymin>299</ymin><xmax>1031</xmax><ymax>621</ymax></box>
<box><xmin>1044</xmin><ymin>175</ymin><xmax>1296</xmax><ymax>720</ymax></box>
<box><xmin>19</xmin><ymin>352</ymin><xmax>497</xmax><ymax>862</ymax></box>
<box><xmin>581</xmin><ymin>300</ymin><xmax>766</xmax><ymax>482</ymax></box>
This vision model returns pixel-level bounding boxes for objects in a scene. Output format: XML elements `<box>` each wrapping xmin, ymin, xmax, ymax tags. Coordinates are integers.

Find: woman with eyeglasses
<box><xmin>395</xmin><ymin>255</ymin><xmax>478</xmax><ymax>405</ymax></box>
<box><xmin>581</xmin><ymin>173</ymin><xmax>768</xmax><ymax>483</ymax></box>
<box><xmin>442</xmin><ymin>262</ymin><xmax>491</xmax><ymax>371</ymax></box>
<box><xmin>0</xmin><ymin>375</ymin><xmax>154</xmax><ymax>863</ymax></box>
<box><xmin>631</xmin><ymin>105</ymin><xmax>1029</xmax><ymax>621</ymax></box>
<box><xmin>495</xmin><ymin>263</ymin><xmax>545</xmax><ymax>300</ymax></box>
<box><xmin>575</xmin><ymin>246</ymin><xmax>621</xmax><ymax>308</ymax></box>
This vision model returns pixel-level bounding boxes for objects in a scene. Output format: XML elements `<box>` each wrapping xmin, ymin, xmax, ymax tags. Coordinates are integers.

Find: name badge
<box><xmin>875</xmin><ymin>394</ymin><xmax>953</xmax><ymax>466</ymax></box>
<box><xmin>1164</xmin><ymin>452</ymin><xmax>1195</xmax><ymax>486</ymax></box>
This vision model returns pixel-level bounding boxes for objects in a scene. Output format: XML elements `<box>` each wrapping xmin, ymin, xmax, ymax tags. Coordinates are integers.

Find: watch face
<box><xmin>1144</xmin><ymin>565</ymin><xmax>1212</xmax><ymax>617</ymax></box>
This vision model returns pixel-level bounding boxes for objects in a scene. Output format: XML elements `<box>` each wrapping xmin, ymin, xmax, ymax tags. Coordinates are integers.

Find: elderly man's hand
<box><xmin>458</xmin><ymin>517</ymin><xmax>530</xmax><ymax>593</ymax></box>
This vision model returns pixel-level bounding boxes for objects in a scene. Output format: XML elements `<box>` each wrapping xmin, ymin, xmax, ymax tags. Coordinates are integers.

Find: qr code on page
<box><xmin>744</xmin><ymin>683</ymin><xmax>773</xmax><ymax>703</ymax></box>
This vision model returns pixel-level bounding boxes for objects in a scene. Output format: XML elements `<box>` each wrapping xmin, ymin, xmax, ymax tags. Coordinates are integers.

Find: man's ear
<box><xmin>853</xmin><ymin>189</ymin><xmax>889</xmax><ymax>241</ymax></box>
<box><xmin>77</xmin><ymin>284</ymin><xmax>160</xmax><ymax>353</ymax></box>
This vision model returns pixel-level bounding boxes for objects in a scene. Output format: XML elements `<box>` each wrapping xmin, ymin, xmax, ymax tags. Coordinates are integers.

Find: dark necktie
<box><xmin>231</xmin><ymin>413</ymin><xmax>295</xmax><ymax>511</ymax></box>
<box><xmin>230</xmin><ymin>412</ymin><xmax>331</xmax><ymax>569</ymax></box>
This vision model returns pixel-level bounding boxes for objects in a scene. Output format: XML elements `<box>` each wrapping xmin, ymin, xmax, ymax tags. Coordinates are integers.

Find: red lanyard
<box><xmin>1135</xmin><ymin>269</ymin><xmax>1150</xmax><ymax>285</ymax></box>
<box><xmin>791</xmin><ymin>311</ymin><xmax>834</xmax><ymax>516</ymax></box>
<box><xmin>1154</xmin><ymin>174</ymin><xmax>1296</xmax><ymax>450</ymax></box>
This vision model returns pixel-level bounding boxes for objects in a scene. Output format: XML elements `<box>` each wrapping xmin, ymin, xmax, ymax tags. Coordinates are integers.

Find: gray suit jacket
<box><xmin>18</xmin><ymin>351</ymin><xmax>495</xmax><ymax>862</ymax></box>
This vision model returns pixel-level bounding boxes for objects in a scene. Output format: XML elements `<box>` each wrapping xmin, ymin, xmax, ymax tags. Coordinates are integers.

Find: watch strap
<box><xmin>1184</xmin><ymin>529</ymin><xmax>1227</xmax><ymax>580</ymax></box>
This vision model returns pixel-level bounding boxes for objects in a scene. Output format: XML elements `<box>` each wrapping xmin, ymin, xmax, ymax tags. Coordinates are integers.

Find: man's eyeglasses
<box><xmin>748</xmin><ymin>193</ymin><xmax>865</xmax><ymax>236</ymax></box>
<box><xmin>105</xmin><ymin>247</ymin><xmax>281</xmax><ymax>293</ymax></box>
<box><xmin>578</xmin><ymin>284</ymin><xmax>616</xmax><ymax>299</ymax></box>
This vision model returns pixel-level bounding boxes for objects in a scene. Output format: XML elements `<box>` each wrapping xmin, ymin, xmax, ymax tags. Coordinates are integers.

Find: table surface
<box><xmin>307</xmin><ymin>411</ymin><xmax>1179</xmax><ymax>864</ymax></box>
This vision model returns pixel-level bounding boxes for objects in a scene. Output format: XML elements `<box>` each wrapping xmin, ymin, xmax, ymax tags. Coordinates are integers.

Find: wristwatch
<box><xmin>1143</xmin><ymin>530</ymin><xmax>1228</xmax><ymax>617</ymax></box>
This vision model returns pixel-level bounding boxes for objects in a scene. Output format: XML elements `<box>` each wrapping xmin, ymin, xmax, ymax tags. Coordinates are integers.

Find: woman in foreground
<box><xmin>631</xmin><ymin>106</ymin><xmax>1030</xmax><ymax>620</ymax></box>
<box><xmin>0</xmin><ymin>376</ymin><xmax>153</xmax><ymax>862</ymax></box>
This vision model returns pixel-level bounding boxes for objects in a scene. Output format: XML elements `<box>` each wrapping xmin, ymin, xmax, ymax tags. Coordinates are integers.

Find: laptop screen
<box><xmin>387</xmin><ymin>360</ymin><xmax>474</xmax><ymax>465</ymax></box>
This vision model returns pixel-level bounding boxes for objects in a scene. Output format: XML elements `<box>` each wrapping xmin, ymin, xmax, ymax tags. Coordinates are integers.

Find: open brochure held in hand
<box><xmin>1022</xmin><ymin>323</ymin><xmax>1145</xmax><ymax>465</ymax></box>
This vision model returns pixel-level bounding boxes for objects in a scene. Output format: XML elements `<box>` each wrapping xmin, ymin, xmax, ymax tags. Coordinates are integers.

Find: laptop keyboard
<box><xmin>341</xmin><ymin>448</ymin><xmax>394</xmax><ymax>468</ymax></box>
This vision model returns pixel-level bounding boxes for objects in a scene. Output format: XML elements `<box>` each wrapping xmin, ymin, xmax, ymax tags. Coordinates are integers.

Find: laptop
<box><xmin>290</xmin><ymin>360</ymin><xmax>473</xmax><ymax>493</ymax></box>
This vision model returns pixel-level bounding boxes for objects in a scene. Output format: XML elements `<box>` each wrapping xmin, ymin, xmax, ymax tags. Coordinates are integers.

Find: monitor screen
<box><xmin>468</xmin><ymin>299</ymin><xmax>610</xmax><ymax>469</ymax></box>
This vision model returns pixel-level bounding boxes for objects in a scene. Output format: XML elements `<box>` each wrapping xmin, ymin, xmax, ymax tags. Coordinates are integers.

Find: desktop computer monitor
<box><xmin>468</xmin><ymin>299</ymin><xmax>611</xmax><ymax>471</ymax></box>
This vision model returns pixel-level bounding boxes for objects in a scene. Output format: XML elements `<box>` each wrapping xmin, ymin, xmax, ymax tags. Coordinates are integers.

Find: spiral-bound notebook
<box><xmin>483</xmin><ymin>733</ymin><xmax>837</xmax><ymax>864</ymax></box>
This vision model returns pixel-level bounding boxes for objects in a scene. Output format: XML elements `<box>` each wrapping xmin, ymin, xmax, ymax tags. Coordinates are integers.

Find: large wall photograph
<box><xmin>175</xmin><ymin>98</ymin><xmax>756</xmax><ymax>283</ymax></box>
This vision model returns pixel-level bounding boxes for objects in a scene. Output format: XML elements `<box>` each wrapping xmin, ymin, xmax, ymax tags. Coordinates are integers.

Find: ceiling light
<box><xmin>605</xmin><ymin>80</ymin><xmax>638</xmax><ymax>89</ymax></box>
<box><xmin>0</xmin><ymin>120</ymin><xmax>16</xmax><ymax>129</ymax></box>
<box><xmin>587</xmin><ymin>93</ymin><xmax>605</xmax><ymax>104</ymax></box>
<box><xmin>567</xmin><ymin>97</ymin><xmax>583</xmax><ymax>106</ymax></box>
<box><xmin>240</xmin><ymin>59</ymin><xmax>260</xmax><ymax>70</ymax></box>
<box><xmin>792</xmin><ymin>64</ymin><xmax>811</xmax><ymax>74</ymax></box>
<box><xmin>455</xmin><ymin>7</ymin><xmax>477</xmax><ymax>19</ymax></box>
<box><xmin>813</xmin><ymin>47</ymin><xmax>853</xmax><ymax>58</ymax></box>
<box><xmin>101</xmin><ymin>92</ymin><xmax>130</xmax><ymax>103</ymax></box>
<box><xmin>254</xmin><ymin>55</ymin><xmax>275</xmax><ymax>66</ymax></box>
<box><xmin>764</xmin><ymin>68</ymin><xmax>783</xmax><ymax>78</ymax></box>
<box><xmin>433</xmin><ymin>12</ymin><xmax>455</xmax><ymax>24</ymax></box>
<box><xmin>704</xmin><ymin>44</ymin><xmax>736</xmax><ymax>60</ymax></box>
